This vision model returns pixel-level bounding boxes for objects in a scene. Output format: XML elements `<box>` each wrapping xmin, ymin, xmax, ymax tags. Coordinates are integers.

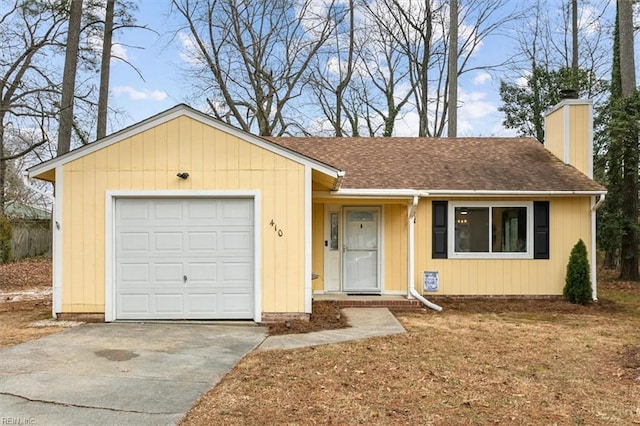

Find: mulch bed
<box><xmin>267</xmin><ymin>301</ymin><xmax>349</xmax><ymax>335</ymax></box>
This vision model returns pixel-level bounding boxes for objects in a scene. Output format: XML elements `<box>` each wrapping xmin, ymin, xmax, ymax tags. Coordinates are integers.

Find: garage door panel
<box><xmin>188</xmin><ymin>200</ymin><xmax>218</xmax><ymax>220</ymax></box>
<box><xmin>120</xmin><ymin>233</ymin><xmax>149</xmax><ymax>253</ymax></box>
<box><xmin>119</xmin><ymin>294</ymin><xmax>151</xmax><ymax>314</ymax></box>
<box><xmin>187</xmin><ymin>232</ymin><xmax>217</xmax><ymax>251</ymax></box>
<box><xmin>118</xmin><ymin>200</ymin><xmax>149</xmax><ymax>221</ymax></box>
<box><xmin>155</xmin><ymin>294</ymin><xmax>184</xmax><ymax>313</ymax></box>
<box><xmin>221</xmin><ymin>200</ymin><xmax>252</xmax><ymax>220</ymax></box>
<box><xmin>222</xmin><ymin>293</ymin><xmax>253</xmax><ymax>315</ymax></box>
<box><xmin>154</xmin><ymin>232</ymin><xmax>183</xmax><ymax>251</ymax></box>
<box><xmin>221</xmin><ymin>231</ymin><xmax>251</xmax><ymax>250</ymax></box>
<box><xmin>153</xmin><ymin>200</ymin><xmax>183</xmax><ymax>220</ymax></box>
<box><xmin>188</xmin><ymin>263</ymin><xmax>217</xmax><ymax>282</ymax></box>
<box><xmin>222</xmin><ymin>262</ymin><xmax>252</xmax><ymax>282</ymax></box>
<box><xmin>116</xmin><ymin>198</ymin><xmax>254</xmax><ymax>320</ymax></box>
<box><xmin>120</xmin><ymin>263</ymin><xmax>150</xmax><ymax>283</ymax></box>
<box><xmin>154</xmin><ymin>263</ymin><xmax>184</xmax><ymax>282</ymax></box>
<box><xmin>188</xmin><ymin>294</ymin><xmax>218</xmax><ymax>314</ymax></box>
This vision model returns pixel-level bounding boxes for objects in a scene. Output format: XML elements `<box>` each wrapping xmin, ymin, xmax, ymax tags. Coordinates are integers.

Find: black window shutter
<box><xmin>432</xmin><ymin>201</ymin><xmax>448</xmax><ymax>259</ymax></box>
<box><xmin>533</xmin><ymin>201</ymin><xmax>550</xmax><ymax>259</ymax></box>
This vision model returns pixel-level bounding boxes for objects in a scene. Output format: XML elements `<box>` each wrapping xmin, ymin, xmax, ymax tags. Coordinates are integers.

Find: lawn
<box><xmin>1</xmin><ymin>258</ymin><xmax>639</xmax><ymax>424</ymax></box>
<box><xmin>182</xmin><ymin>270</ymin><xmax>640</xmax><ymax>425</ymax></box>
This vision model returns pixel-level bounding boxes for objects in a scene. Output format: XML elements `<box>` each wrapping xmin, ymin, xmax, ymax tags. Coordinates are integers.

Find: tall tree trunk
<box><xmin>57</xmin><ymin>0</ymin><xmax>83</xmax><ymax>155</ymax></box>
<box><xmin>97</xmin><ymin>0</ymin><xmax>115</xmax><ymax>140</ymax></box>
<box><xmin>0</xmin><ymin>125</ymin><xmax>5</xmax><ymax>216</ymax></box>
<box><xmin>617</xmin><ymin>0</ymin><xmax>639</xmax><ymax>281</ymax></box>
<box><xmin>571</xmin><ymin>0</ymin><xmax>578</xmax><ymax>70</ymax></box>
<box><xmin>447</xmin><ymin>0</ymin><xmax>458</xmax><ymax>137</ymax></box>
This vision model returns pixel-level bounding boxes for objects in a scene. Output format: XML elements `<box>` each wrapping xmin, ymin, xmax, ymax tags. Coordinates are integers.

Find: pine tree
<box><xmin>563</xmin><ymin>239</ymin><xmax>592</xmax><ymax>305</ymax></box>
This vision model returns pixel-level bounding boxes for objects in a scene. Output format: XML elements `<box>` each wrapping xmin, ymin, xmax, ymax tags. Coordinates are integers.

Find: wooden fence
<box><xmin>10</xmin><ymin>220</ymin><xmax>51</xmax><ymax>260</ymax></box>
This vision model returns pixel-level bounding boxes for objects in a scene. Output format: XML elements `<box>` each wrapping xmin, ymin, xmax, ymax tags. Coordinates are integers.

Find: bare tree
<box><xmin>57</xmin><ymin>0</ymin><xmax>84</xmax><ymax>155</ymax></box>
<box><xmin>351</xmin><ymin>0</ymin><xmax>415</xmax><ymax>137</ymax></box>
<box><xmin>308</xmin><ymin>0</ymin><xmax>355</xmax><ymax>136</ymax></box>
<box><xmin>447</xmin><ymin>0</ymin><xmax>459</xmax><ymax>137</ymax></box>
<box><xmin>372</xmin><ymin>0</ymin><xmax>517</xmax><ymax>137</ymax></box>
<box><xmin>0</xmin><ymin>1</ymin><xmax>67</xmax><ymax>214</ymax></box>
<box><xmin>96</xmin><ymin>0</ymin><xmax>115</xmax><ymax>139</ymax></box>
<box><xmin>499</xmin><ymin>0</ymin><xmax>612</xmax><ymax>142</ymax></box>
<box><xmin>172</xmin><ymin>0</ymin><xmax>340</xmax><ymax>136</ymax></box>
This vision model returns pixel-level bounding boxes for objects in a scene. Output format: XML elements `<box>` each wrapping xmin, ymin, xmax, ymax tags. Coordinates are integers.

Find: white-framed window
<box><xmin>449</xmin><ymin>201</ymin><xmax>533</xmax><ymax>259</ymax></box>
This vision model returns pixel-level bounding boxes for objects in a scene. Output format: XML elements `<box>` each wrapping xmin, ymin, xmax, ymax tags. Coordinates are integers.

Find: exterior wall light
<box><xmin>177</xmin><ymin>172</ymin><xmax>189</xmax><ymax>179</ymax></box>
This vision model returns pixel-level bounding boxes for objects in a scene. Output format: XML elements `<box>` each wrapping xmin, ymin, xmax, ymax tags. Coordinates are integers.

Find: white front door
<box><xmin>343</xmin><ymin>207</ymin><xmax>381</xmax><ymax>293</ymax></box>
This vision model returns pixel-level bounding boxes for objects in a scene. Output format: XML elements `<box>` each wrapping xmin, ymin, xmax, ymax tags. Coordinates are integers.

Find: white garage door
<box><xmin>115</xmin><ymin>198</ymin><xmax>254</xmax><ymax>320</ymax></box>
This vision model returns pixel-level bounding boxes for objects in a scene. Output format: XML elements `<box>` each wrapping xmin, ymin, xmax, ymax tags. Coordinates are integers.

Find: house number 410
<box><xmin>269</xmin><ymin>219</ymin><xmax>284</xmax><ymax>237</ymax></box>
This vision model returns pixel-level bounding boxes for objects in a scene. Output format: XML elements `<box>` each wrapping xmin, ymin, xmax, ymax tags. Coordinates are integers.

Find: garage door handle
<box><xmin>183</xmin><ymin>275</ymin><xmax>188</xmax><ymax>283</ymax></box>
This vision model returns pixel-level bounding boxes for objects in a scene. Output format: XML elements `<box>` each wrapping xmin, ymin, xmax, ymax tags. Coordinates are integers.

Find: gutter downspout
<box><xmin>590</xmin><ymin>193</ymin><xmax>606</xmax><ymax>301</ymax></box>
<box><xmin>407</xmin><ymin>196</ymin><xmax>443</xmax><ymax>312</ymax></box>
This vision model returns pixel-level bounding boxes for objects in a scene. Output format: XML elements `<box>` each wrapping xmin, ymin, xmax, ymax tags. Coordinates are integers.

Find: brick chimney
<box><xmin>544</xmin><ymin>96</ymin><xmax>594</xmax><ymax>178</ymax></box>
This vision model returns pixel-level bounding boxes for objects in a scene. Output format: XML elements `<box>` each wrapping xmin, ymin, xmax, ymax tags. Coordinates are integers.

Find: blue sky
<box><xmin>103</xmin><ymin>0</ymin><xmax>631</xmax><ymax>138</ymax></box>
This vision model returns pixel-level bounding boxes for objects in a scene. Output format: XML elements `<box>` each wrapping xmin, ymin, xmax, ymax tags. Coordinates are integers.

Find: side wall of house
<box><xmin>60</xmin><ymin>116</ymin><xmax>306</xmax><ymax>314</ymax></box>
<box><xmin>415</xmin><ymin>197</ymin><xmax>592</xmax><ymax>295</ymax></box>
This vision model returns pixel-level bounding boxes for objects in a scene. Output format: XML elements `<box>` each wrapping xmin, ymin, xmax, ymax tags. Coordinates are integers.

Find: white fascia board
<box><xmin>317</xmin><ymin>188</ymin><xmax>606</xmax><ymax>198</ymax></box>
<box><xmin>424</xmin><ymin>189</ymin><xmax>607</xmax><ymax>197</ymax></box>
<box><xmin>27</xmin><ymin>105</ymin><xmax>342</xmax><ymax>180</ymax></box>
<box><xmin>321</xmin><ymin>189</ymin><xmax>428</xmax><ymax>198</ymax></box>
<box><xmin>544</xmin><ymin>98</ymin><xmax>593</xmax><ymax>116</ymax></box>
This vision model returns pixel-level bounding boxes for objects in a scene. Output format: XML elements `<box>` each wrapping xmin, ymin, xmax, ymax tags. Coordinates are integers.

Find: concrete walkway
<box><xmin>258</xmin><ymin>307</ymin><xmax>406</xmax><ymax>351</ymax></box>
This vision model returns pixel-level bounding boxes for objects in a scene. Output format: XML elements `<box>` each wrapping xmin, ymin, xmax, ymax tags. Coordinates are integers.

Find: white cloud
<box><xmin>111</xmin><ymin>43</ymin><xmax>129</xmax><ymax>61</ymax></box>
<box><xmin>394</xmin><ymin>111</ymin><xmax>420</xmax><ymax>137</ymax></box>
<box><xmin>86</xmin><ymin>34</ymin><xmax>129</xmax><ymax>62</ymax></box>
<box><xmin>178</xmin><ymin>32</ymin><xmax>202</xmax><ymax>66</ymax></box>
<box><xmin>472</xmin><ymin>72</ymin><xmax>491</xmax><ymax>85</ymax></box>
<box><xmin>113</xmin><ymin>86</ymin><xmax>168</xmax><ymax>101</ymax></box>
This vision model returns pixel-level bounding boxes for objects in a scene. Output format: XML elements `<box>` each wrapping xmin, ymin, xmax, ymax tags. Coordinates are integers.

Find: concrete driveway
<box><xmin>0</xmin><ymin>323</ymin><xmax>266</xmax><ymax>425</ymax></box>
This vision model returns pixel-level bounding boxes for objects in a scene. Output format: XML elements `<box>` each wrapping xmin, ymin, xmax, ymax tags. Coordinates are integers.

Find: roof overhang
<box><xmin>313</xmin><ymin>188</ymin><xmax>607</xmax><ymax>199</ymax></box>
<box><xmin>27</xmin><ymin>104</ymin><xmax>343</xmax><ymax>182</ymax></box>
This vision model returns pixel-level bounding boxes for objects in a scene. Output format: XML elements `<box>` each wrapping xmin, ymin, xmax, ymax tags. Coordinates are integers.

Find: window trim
<box><xmin>448</xmin><ymin>201</ymin><xmax>534</xmax><ymax>259</ymax></box>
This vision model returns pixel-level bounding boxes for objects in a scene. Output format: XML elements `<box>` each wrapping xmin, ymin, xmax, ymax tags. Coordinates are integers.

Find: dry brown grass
<box><xmin>0</xmin><ymin>257</ymin><xmax>61</xmax><ymax>348</ymax></box>
<box><xmin>2</xmin><ymin>258</ymin><xmax>639</xmax><ymax>424</ymax></box>
<box><xmin>182</xmin><ymin>272</ymin><xmax>640</xmax><ymax>426</ymax></box>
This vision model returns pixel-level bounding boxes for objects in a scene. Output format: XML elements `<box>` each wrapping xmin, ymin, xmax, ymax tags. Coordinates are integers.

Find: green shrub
<box><xmin>563</xmin><ymin>239</ymin><xmax>592</xmax><ymax>305</ymax></box>
<box><xmin>0</xmin><ymin>214</ymin><xmax>12</xmax><ymax>263</ymax></box>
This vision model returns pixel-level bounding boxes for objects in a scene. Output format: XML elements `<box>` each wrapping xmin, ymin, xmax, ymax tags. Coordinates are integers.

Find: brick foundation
<box><xmin>56</xmin><ymin>313</ymin><xmax>105</xmax><ymax>323</ymax></box>
<box><xmin>260</xmin><ymin>312</ymin><xmax>310</xmax><ymax>323</ymax></box>
<box><xmin>331</xmin><ymin>299</ymin><xmax>424</xmax><ymax>311</ymax></box>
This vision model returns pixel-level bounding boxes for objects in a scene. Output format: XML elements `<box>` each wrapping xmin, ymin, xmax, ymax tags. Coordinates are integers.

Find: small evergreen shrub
<box><xmin>563</xmin><ymin>239</ymin><xmax>592</xmax><ymax>305</ymax></box>
<box><xmin>0</xmin><ymin>214</ymin><xmax>12</xmax><ymax>263</ymax></box>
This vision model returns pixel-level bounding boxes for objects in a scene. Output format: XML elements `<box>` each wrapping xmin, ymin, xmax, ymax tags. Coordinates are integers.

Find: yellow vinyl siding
<box><xmin>568</xmin><ymin>104</ymin><xmax>590</xmax><ymax>176</ymax></box>
<box><xmin>545</xmin><ymin>101</ymin><xmax>592</xmax><ymax>177</ymax></box>
<box><xmin>383</xmin><ymin>204</ymin><xmax>407</xmax><ymax>293</ymax></box>
<box><xmin>311</xmin><ymin>203</ymin><xmax>325</xmax><ymax>290</ymax></box>
<box><xmin>545</xmin><ymin>109</ymin><xmax>564</xmax><ymax>161</ymax></box>
<box><xmin>61</xmin><ymin>116</ymin><xmax>306</xmax><ymax>314</ymax></box>
<box><xmin>417</xmin><ymin>197</ymin><xmax>592</xmax><ymax>295</ymax></box>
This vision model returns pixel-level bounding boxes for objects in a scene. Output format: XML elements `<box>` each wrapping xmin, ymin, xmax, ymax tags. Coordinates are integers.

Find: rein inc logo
<box><xmin>1</xmin><ymin>418</ymin><xmax>35</xmax><ymax>425</ymax></box>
